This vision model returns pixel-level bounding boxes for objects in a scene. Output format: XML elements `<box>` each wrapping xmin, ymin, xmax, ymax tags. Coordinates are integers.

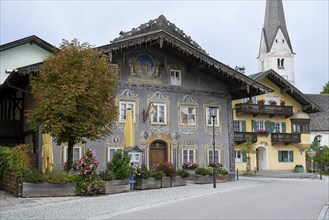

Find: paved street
<box><xmin>0</xmin><ymin>177</ymin><xmax>328</xmax><ymax>219</ymax></box>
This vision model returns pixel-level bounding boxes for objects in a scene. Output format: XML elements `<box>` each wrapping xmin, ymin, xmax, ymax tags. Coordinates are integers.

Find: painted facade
<box><xmin>233</xmin><ymin>70</ymin><xmax>321</xmax><ymax>172</ymax></box>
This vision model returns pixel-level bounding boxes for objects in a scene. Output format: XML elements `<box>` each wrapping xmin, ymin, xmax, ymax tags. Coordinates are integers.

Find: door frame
<box><xmin>149</xmin><ymin>140</ymin><xmax>168</xmax><ymax>169</ymax></box>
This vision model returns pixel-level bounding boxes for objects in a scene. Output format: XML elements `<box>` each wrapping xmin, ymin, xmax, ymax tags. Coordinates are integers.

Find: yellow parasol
<box><xmin>41</xmin><ymin>133</ymin><xmax>54</xmax><ymax>173</ymax></box>
<box><xmin>124</xmin><ymin>109</ymin><xmax>135</xmax><ymax>147</ymax></box>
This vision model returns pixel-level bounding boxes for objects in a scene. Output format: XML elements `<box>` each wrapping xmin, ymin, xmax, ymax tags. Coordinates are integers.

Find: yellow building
<box><xmin>233</xmin><ymin>69</ymin><xmax>321</xmax><ymax>172</ymax></box>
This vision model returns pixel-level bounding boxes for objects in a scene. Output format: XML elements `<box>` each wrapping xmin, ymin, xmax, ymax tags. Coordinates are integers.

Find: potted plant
<box><xmin>256</xmin><ymin>129</ymin><xmax>269</xmax><ymax>136</ymax></box>
<box><xmin>102</xmin><ymin>151</ymin><xmax>130</xmax><ymax>194</ymax></box>
<box><xmin>268</xmin><ymin>100</ymin><xmax>277</xmax><ymax>105</ymax></box>
<box><xmin>280</xmin><ymin>100</ymin><xmax>286</xmax><ymax>106</ymax></box>
<box><xmin>194</xmin><ymin>167</ymin><xmax>213</xmax><ymax>184</ymax></box>
<box><xmin>294</xmin><ymin>165</ymin><xmax>304</xmax><ymax>173</ymax></box>
<box><xmin>182</xmin><ymin>161</ymin><xmax>198</xmax><ymax>170</ymax></box>
<box><xmin>215</xmin><ymin>167</ymin><xmax>229</xmax><ymax>182</ymax></box>
<box><xmin>134</xmin><ymin>165</ymin><xmax>161</xmax><ymax>190</ymax></box>
<box><xmin>257</xmin><ymin>99</ymin><xmax>265</xmax><ymax>105</ymax></box>
<box><xmin>173</xmin><ymin>169</ymin><xmax>190</xmax><ymax>186</ymax></box>
<box><xmin>155</xmin><ymin>162</ymin><xmax>176</xmax><ymax>188</ymax></box>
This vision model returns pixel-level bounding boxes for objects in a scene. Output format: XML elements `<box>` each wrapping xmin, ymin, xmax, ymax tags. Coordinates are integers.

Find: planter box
<box><xmin>194</xmin><ymin>174</ymin><xmax>213</xmax><ymax>184</ymax></box>
<box><xmin>216</xmin><ymin>174</ymin><xmax>228</xmax><ymax>183</ymax></box>
<box><xmin>134</xmin><ymin>177</ymin><xmax>161</xmax><ymax>190</ymax></box>
<box><xmin>105</xmin><ymin>179</ymin><xmax>130</xmax><ymax>194</ymax></box>
<box><xmin>295</xmin><ymin>166</ymin><xmax>304</xmax><ymax>173</ymax></box>
<box><xmin>172</xmin><ymin>176</ymin><xmax>186</xmax><ymax>187</ymax></box>
<box><xmin>161</xmin><ymin>176</ymin><xmax>172</xmax><ymax>188</ymax></box>
<box><xmin>21</xmin><ymin>182</ymin><xmax>76</xmax><ymax>198</ymax></box>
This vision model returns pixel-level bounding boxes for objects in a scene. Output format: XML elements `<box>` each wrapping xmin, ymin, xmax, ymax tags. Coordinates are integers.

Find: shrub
<box><xmin>46</xmin><ymin>169</ymin><xmax>80</xmax><ymax>184</ymax></box>
<box><xmin>216</xmin><ymin>167</ymin><xmax>228</xmax><ymax>175</ymax></box>
<box><xmin>76</xmin><ymin>148</ymin><xmax>99</xmax><ymax>181</ymax></box>
<box><xmin>176</xmin><ymin>169</ymin><xmax>190</xmax><ymax>178</ymax></box>
<box><xmin>76</xmin><ymin>176</ymin><xmax>105</xmax><ymax>196</ymax></box>
<box><xmin>133</xmin><ymin>164</ymin><xmax>151</xmax><ymax>179</ymax></box>
<box><xmin>112</xmin><ymin>151</ymin><xmax>131</xmax><ymax>180</ymax></box>
<box><xmin>99</xmin><ymin>169</ymin><xmax>114</xmax><ymax>181</ymax></box>
<box><xmin>156</xmin><ymin>162</ymin><xmax>176</xmax><ymax>177</ymax></box>
<box><xmin>21</xmin><ymin>169</ymin><xmax>45</xmax><ymax>183</ymax></box>
<box><xmin>151</xmin><ymin>170</ymin><xmax>165</xmax><ymax>179</ymax></box>
<box><xmin>195</xmin><ymin>167</ymin><xmax>208</xmax><ymax>176</ymax></box>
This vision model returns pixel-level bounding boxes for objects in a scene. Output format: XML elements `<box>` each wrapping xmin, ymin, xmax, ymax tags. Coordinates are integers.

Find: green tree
<box><xmin>306</xmin><ymin>138</ymin><xmax>329</xmax><ymax>173</ymax></box>
<box><xmin>28</xmin><ymin>39</ymin><xmax>118</xmax><ymax>172</ymax></box>
<box><xmin>320</xmin><ymin>82</ymin><xmax>329</xmax><ymax>94</ymax></box>
<box><xmin>241</xmin><ymin>137</ymin><xmax>256</xmax><ymax>174</ymax></box>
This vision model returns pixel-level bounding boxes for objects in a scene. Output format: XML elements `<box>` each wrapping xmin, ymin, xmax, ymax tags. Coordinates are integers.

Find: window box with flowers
<box><xmin>256</xmin><ymin>129</ymin><xmax>270</xmax><ymax>136</ymax></box>
<box><xmin>280</xmin><ymin>100</ymin><xmax>286</xmax><ymax>106</ymax></box>
<box><xmin>268</xmin><ymin>100</ymin><xmax>277</xmax><ymax>105</ymax></box>
<box><xmin>182</xmin><ymin>161</ymin><xmax>198</xmax><ymax>170</ymax></box>
<box><xmin>257</xmin><ymin>99</ymin><xmax>265</xmax><ymax>105</ymax></box>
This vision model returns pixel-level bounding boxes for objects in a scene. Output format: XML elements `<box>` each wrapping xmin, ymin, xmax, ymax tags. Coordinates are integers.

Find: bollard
<box><xmin>237</xmin><ymin>169</ymin><xmax>239</xmax><ymax>180</ymax></box>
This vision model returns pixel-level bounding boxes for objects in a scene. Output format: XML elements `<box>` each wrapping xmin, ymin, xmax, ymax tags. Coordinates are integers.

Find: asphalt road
<box><xmin>103</xmin><ymin>178</ymin><xmax>329</xmax><ymax>220</ymax></box>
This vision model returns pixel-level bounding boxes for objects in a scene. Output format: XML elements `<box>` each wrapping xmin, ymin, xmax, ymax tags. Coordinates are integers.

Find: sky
<box><xmin>1</xmin><ymin>0</ymin><xmax>328</xmax><ymax>94</ymax></box>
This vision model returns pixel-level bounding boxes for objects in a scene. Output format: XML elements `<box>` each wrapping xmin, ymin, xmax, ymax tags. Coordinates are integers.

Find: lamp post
<box><xmin>209</xmin><ymin>106</ymin><xmax>218</xmax><ymax>189</ymax></box>
<box><xmin>316</xmin><ymin>135</ymin><xmax>323</xmax><ymax>180</ymax></box>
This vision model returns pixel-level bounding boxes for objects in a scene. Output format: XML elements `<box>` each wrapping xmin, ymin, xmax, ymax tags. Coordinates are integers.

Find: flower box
<box><xmin>21</xmin><ymin>182</ymin><xmax>76</xmax><ymax>198</ymax></box>
<box><xmin>194</xmin><ymin>174</ymin><xmax>213</xmax><ymax>184</ymax></box>
<box><xmin>172</xmin><ymin>176</ymin><xmax>186</xmax><ymax>187</ymax></box>
<box><xmin>104</xmin><ymin>179</ymin><xmax>130</xmax><ymax>194</ymax></box>
<box><xmin>134</xmin><ymin>177</ymin><xmax>161</xmax><ymax>190</ymax></box>
<box><xmin>216</xmin><ymin>174</ymin><xmax>228</xmax><ymax>183</ymax></box>
<box><xmin>161</xmin><ymin>176</ymin><xmax>172</xmax><ymax>188</ymax></box>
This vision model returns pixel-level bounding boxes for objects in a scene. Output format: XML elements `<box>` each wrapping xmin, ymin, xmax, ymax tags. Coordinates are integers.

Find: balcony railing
<box><xmin>0</xmin><ymin>120</ymin><xmax>23</xmax><ymax>145</ymax></box>
<box><xmin>271</xmin><ymin>133</ymin><xmax>301</xmax><ymax>145</ymax></box>
<box><xmin>235</xmin><ymin>103</ymin><xmax>293</xmax><ymax>118</ymax></box>
<box><xmin>234</xmin><ymin>132</ymin><xmax>258</xmax><ymax>144</ymax></box>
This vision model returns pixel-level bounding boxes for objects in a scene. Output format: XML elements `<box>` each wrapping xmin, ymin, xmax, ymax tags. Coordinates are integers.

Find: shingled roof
<box><xmin>249</xmin><ymin>69</ymin><xmax>321</xmax><ymax>113</ymax></box>
<box><xmin>99</xmin><ymin>15</ymin><xmax>272</xmax><ymax>100</ymax></box>
<box><xmin>305</xmin><ymin>94</ymin><xmax>329</xmax><ymax>131</ymax></box>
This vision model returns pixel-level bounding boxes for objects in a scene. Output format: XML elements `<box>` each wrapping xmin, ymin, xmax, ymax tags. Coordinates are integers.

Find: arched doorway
<box><xmin>256</xmin><ymin>146</ymin><xmax>267</xmax><ymax>171</ymax></box>
<box><xmin>149</xmin><ymin>141</ymin><xmax>167</xmax><ymax>170</ymax></box>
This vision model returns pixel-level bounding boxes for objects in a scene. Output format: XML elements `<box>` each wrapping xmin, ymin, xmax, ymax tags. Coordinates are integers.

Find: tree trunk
<box><xmin>246</xmin><ymin>156</ymin><xmax>251</xmax><ymax>174</ymax></box>
<box><xmin>66</xmin><ymin>140</ymin><xmax>75</xmax><ymax>174</ymax></box>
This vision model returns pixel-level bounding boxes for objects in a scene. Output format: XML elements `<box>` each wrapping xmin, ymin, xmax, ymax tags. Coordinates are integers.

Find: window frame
<box><xmin>235</xmin><ymin>150</ymin><xmax>242</xmax><ymax>163</ymax></box>
<box><xmin>180</xmin><ymin>105</ymin><xmax>197</xmax><ymax>126</ymax></box>
<box><xmin>208</xmin><ymin>149</ymin><xmax>220</xmax><ymax>164</ymax></box>
<box><xmin>119</xmin><ymin>101</ymin><xmax>136</xmax><ymax>123</ymax></box>
<box><xmin>107</xmin><ymin>147</ymin><xmax>123</xmax><ymax>162</ymax></box>
<box><xmin>63</xmin><ymin>146</ymin><xmax>82</xmax><ymax>164</ymax></box>
<box><xmin>170</xmin><ymin>69</ymin><xmax>182</xmax><ymax>86</ymax></box>
<box><xmin>278</xmin><ymin>150</ymin><xmax>294</xmax><ymax>163</ymax></box>
<box><xmin>291</xmin><ymin>119</ymin><xmax>310</xmax><ymax>134</ymax></box>
<box><xmin>233</xmin><ymin>120</ymin><xmax>243</xmax><ymax>132</ymax></box>
<box><xmin>206</xmin><ymin>107</ymin><xmax>220</xmax><ymax>127</ymax></box>
<box><xmin>182</xmin><ymin>149</ymin><xmax>196</xmax><ymax>163</ymax></box>
<box><xmin>151</xmin><ymin>103</ymin><xmax>167</xmax><ymax>125</ymax></box>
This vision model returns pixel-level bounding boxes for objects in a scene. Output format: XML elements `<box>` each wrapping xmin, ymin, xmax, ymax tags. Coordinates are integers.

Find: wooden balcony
<box><xmin>235</xmin><ymin>103</ymin><xmax>293</xmax><ymax>118</ymax></box>
<box><xmin>0</xmin><ymin>120</ymin><xmax>23</xmax><ymax>146</ymax></box>
<box><xmin>234</xmin><ymin>132</ymin><xmax>258</xmax><ymax>144</ymax></box>
<box><xmin>271</xmin><ymin>133</ymin><xmax>301</xmax><ymax>145</ymax></box>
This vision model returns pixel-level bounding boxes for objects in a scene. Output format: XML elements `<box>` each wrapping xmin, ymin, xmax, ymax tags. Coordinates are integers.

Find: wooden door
<box><xmin>149</xmin><ymin>141</ymin><xmax>166</xmax><ymax>170</ymax></box>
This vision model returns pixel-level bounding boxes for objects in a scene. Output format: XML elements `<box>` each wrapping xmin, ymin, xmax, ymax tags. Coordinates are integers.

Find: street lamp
<box><xmin>209</xmin><ymin>106</ymin><xmax>218</xmax><ymax>189</ymax></box>
<box><xmin>316</xmin><ymin>135</ymin><xmax>323</xmax><ymax>180</ymax></box>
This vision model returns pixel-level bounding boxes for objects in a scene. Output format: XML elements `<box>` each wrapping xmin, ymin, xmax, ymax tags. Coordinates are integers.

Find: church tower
<box><xmin>257</xmin><ymin>0</ymin><xmax>295</xmax><ymax>85</ymax></box>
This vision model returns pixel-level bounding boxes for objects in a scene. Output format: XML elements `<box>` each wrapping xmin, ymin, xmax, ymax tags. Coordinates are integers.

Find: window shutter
<box><xmin>281</xmin><ymin>122</ymin><xmax>286</xmax><ymax>133</ymax></box>
<box><xmin>270</xmin><ymin>122</ymin><xmax>275</xmax><ymax>133</ymax></box>
<box><xmin>289</xmin><ymin>151</ymin><xmax>294</xmax><ymax>162</ymax></box>
<box><xmin>265</xmin><ymin>121</ymin><xmax>271</xmax><ymax>131</ymax></box>
<box><xmin>278</xmin><ymin>151</ymin><xmax>283</xmax><ymax>162</ymax></box>
<box><xmin>252</xmin><ymin>120</ymin><xmax>256</xmax><ymax>131</ymax></box>
<box><xmin>242</xmin><ymin>151</ymin><xmax>247</xmax><ymax>163</ymax></box>
<box><xmin>242</xmin><ymin>121</ymin><xmax>246</xmax><ymax>132</ymax></box>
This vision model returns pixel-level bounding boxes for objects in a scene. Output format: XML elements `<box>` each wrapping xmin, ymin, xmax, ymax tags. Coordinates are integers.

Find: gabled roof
<box><xmin>99</xmin><ymin>15</ymin><xmax>272</xmax><ymax>100</ymax></box>
<box><xmin>305</xmin><ymin>94</ymin><xmax>329</xmax><ymax>131</ymax></box>
<box><xmin>0</xmin><ymin>35</ymin><xmax>57</xmax><ymax>53</ymax></box>
<box><xmin>262</xmin><ymin>0</ymin><xmax>293</xmax><ymax>53</ymax></box>
<box><xmin>249</xmin><ymin>69</ymin><xmax>321</xmax><ymax>113</ymax></box>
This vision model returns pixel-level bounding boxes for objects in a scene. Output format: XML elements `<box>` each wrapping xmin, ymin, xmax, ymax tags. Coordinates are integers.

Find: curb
<box><xmin>317</xmin><ymin>202</ymin><xmax>329</xmax><ymax>220</ymax></box>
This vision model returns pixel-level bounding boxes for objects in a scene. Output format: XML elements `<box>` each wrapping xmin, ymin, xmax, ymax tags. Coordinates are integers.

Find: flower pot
<box><xmin>134</xmin><ymin>177</ymin><xmax>161</xmax><ymax>190</ymax></box>
<box><xmin>21</xmin><ymin>182</ymin><xmax>76</xmax><ymax>198</ymax></box>
<box><xmin>104</xmin><ymin>179</ymin><xmax>130</xmax><ymax>194</ymax></box>
<box><xmin>172</xmin><ymin>176</ymin><xmax>186</xmax><ymax>187</ymax></box>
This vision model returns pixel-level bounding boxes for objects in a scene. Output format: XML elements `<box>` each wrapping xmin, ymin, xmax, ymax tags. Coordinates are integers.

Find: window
<box><xmin>235</xmin><ymin>150</ymin><xmax>242</xmax><ymax>163</ymax></box>
<box><xmin>261</xmin><ymin>60</ymin><xmax>264</xmax><ymax>71</ymax></box>
<box><xmin>273</xmin><ymin>122</ymin><xmax>282</xmax><ymax>133</ymax></box>
<box><xmin>129</xmin><ymin>152</ymin><xmax>141</xmax><ymax>166</ymax></box>
<box><xmin>292</xmin><ymin>120</ymin><xmax>310</xmax><ymax>133</ymax></box>
<box><xmin>234</xmin><ymin>120</ymin><xmax>244</xmax><ymax>132</ymax></box>
<box><xmin>151</xmin><ymin>103</ymin><xmax>166</xmax><ymax>124</ymax></box>
<box><xmin>170</xmin><ymin>69</ymin><xmax>181</xmax><ymax>86</ymax></box>
<box><xmin>107</xmin><ymin>148</ymin><xmax>123</xmax><ymax>162</ymax></box>
<box><xmin>242</xmin><ymin>96</ymin><xmax>257</xmax><ymax>104</ymax></box>
<box><xmin>277</xmin><ymin>58</ymin><xmax>285</xmax><ymax>69</ymax></box>
<box><xmin>208</xmin><ymin>149</ymin><xmax>220</xmax><ymax>164</ymax></box>
<box><xmin>182</xmin><ymin>149</ymin><xmax>195</xmax><ymax>163</ymax></box>
<box><xmin>255</xmin><ymin>120</ymin><xmax>266</xmax><ymax>131</ymax></box>
<box><xmin>63</xmin><ymin>146</ymin><xmax>82</xmax><ymax>164</ymax></box>
<box><xmin>180</xmin><ymin>106</ymin><xmax>196</xmax><ymax>126</ymax></box>
<box><xmin>278</xmin><ymin>150</ymin><xmax>294</xmax><ymax>163</ymax></box>
<box><xmin>119</xmin><ymin>102</ymin><xmax>135</xmax><ymax>123</ymax></box>
<box><xmin>265</xmin><ymin>95</ymin><xmax>280</xmax><ymax>105</ymax></box>
<box><xmin>206</xmin><ymin>107</ymin><xmax>220</xmax><ymax>126</ymax></box>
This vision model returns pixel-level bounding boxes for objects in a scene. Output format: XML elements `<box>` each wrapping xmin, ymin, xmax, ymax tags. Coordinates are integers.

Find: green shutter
<box><xmin>265</xmin><ymin>121</ymin><xmax>271</xmax><ymax>131</ymax></box>
<box><xmin>242</xmin><ymin>121</ymin><xmax>246</xmax><ymax>132</ymax></box>
<box><xmin>278</xmin><ymin>151</ymin><xmax>283</xmax><ymax>162</ymax></box>
<box><xmin>281</xmin><ymin>122</ymin><xmax>286</xmax><ymax>133</ymax></box>
<box><xmin>252</xmin><ymin>120</ymin><xmax>256</xmax><ymax>132</ymax></box>
<box><xmin>270</xmin><ymin>122</ymin><xmax>275</xmax><ymax>133</ymax></box>
<box><xmin>242</xmin><ymin>151</ymin><xmax>247</xmax><ymax>163</ymax></box>
<box><xmin>289</xmin><ymin>151</ymin><xmax>294</xmax><ymax>162</ymax></box>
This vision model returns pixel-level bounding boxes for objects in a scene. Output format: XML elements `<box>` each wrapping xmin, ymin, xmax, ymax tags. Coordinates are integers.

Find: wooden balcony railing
<box><xmin>271</xmin><ymin>133</ymin><xmax>301</xmax><ymax>145</ymax></box>
<box><xmin>0</xmin><ymin>120</ymin><xmax>23</xmax><ymax>145</ymax></box>
<box><xmin>234</xmin><ymin>132</ymin><xmax>258</xmax><ymax>144</ymax></box>
<box><xmin>235</xmin><ymin>103</ymin><xmax>293</xmax><ymax>118</ymax></box>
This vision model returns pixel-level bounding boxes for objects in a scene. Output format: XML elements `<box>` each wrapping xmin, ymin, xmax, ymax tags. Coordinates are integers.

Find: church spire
<box><xmin>262</xmin><ymin>0</ymin><xmax>293</xmax><ymax>53</ymax></box>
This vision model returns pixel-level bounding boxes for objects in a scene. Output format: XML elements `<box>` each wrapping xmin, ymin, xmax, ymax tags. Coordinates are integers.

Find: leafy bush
<box><xmin>156</xmin><ymin>162</ymin><xmax>176</xmax><ymax>177</ymax></box>
<box><xmin>46</xmin><ymin>169</ymin><xmax>80</xmax><ymax>184</ymax></box>
<box><xmin>112</xmin><ymin>151</ymin><xmax>131</xmax><ymax>180</ymax></box>
<box><xmin>176</xmin><ymin>169</ymin><xmax>190</xmax><ymax>178</ymax></box>
<box><xmin>76</xmin><ymin>148</ymin><xmax>99</xmax><ymax>181</ymax></box>
<box><xmin>133</xmin><ymin>164</ymin><xmax>151</xmax><ymax>179</ymax></box>
<box><xmin>216</xmin><ymin>167</ymin><xmax>228</xmax><ymax>175</ymax></box>
<box><xmin>76</xmin><ymin>176</ymin><xmax>105</xmax><ymax>196</ymax></box>
<box><xmin>21</xmin><ymin>169</ymin><xmax>45</xmax><ymax>183</ymax></box>
<box><xmin>151</xmin><ymin>170</ymin><xmax>165</xmax><ymax>179</ymax></box>
<box><xmin>99</xmin><ymin>169</ymin><xmax>114</xmax><ymax>181</ymax></box>
<box><xmin>195</xmin><ymin>167</ymin><xmax>213</xmax><ymax>176</ymax></box>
